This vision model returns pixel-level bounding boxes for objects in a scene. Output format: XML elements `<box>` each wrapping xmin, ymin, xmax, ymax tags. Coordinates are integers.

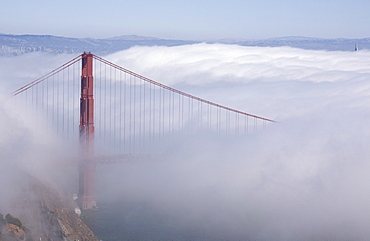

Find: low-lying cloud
<box><xmin>101</xmin><ymin>44</ymin><xmax>370</xmax><ymax>240</ymax></box>
<box><xmin>2</xmin><ymin>44</ymin><xmax>370</xmax><ymax>240</ymax></box>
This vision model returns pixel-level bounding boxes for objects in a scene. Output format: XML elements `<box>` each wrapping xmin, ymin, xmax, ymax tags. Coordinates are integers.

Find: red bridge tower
<box><xmin>79</xmin><ymin>53</ymin><xmax>96</xmax><ymax>209</ymax></box>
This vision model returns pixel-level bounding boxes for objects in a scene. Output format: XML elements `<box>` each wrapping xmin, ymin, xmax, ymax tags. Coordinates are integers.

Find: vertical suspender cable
<box><xmin>153</xmin><ymin>83</ymin><xmax>156</xmax><ymax>144</ymax></box>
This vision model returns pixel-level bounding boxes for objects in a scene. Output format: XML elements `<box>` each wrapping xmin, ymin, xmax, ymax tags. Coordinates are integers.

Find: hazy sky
<box><xmin>1</xmin><ymin>0</ymin><xmax>369</xmax><ymax>39</ymax></box>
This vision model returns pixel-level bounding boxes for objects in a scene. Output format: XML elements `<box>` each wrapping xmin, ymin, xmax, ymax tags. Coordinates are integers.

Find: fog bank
<box><xmin>2</xmin><ymin>45</ymin><xmax>370</xmax><ymax>240</ymax></box>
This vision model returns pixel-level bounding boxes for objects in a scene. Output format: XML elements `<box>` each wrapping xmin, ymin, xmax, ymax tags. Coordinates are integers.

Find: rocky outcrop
<box><xmin>0</xmin><ymin>214</ymin><xmax>26</xmax><ymax>241</ymax></box>
<box><xmin>0</xmin><ymin>177</ymin><xmax>99</xmax><ymax>241</ymax></box>
<box><xmin>2</xmin><ymin>223</ymin><xmax>25</xmax><ymax>240</ymax></box>
<box><xmin>38</xmin><ymin>194</ymin><xmax>98</xmax><ymax>241</ymax></box>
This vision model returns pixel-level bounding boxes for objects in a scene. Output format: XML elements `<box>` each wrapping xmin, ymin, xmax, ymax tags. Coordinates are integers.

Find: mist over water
<box><xmin>1</xmin><ymin>44</ymin><xmax>370</xmax><ymax>240</ymax></box>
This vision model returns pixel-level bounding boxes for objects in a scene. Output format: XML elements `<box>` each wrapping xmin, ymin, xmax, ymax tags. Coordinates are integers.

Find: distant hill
<box><xmin>215</xmin><ymin>36</ymin><xmax>370</xmax><ymax>52</ymax></box>
<box><xmin>0</xmin><ymin>34</ymin><xmax>369</xmax><ymax>56</ymax></box>
<box><xmin>0</xmin><ymin>34</ymin><xmax>196</xmax><ymax>56</ymax></box>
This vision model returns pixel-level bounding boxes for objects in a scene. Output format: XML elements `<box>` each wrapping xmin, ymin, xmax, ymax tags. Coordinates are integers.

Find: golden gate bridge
<box><xmin>10</xmin><ymin>52</ymin><xmax>275</xmax><ymax>209</ymax></box>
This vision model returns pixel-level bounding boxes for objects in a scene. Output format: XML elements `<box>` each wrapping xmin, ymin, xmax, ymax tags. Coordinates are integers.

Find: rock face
<box><xmin>0</xmin><ymin>177</ymin><xmax>99</xmax><ymax>241</ymax></box>
<box><xmin>0</xmin><ymin>214</ymin><xmax>26</xmax><ymax>241</ymax></box>
<box><xmin>39</xmin><ymin>197</ymin><xmax>98</xmax><ymax>241</ymax></box>
<box><xmin>2</xmin><ymin>223</ymin><xmax>25</xmax><ymax>240</ymax></box>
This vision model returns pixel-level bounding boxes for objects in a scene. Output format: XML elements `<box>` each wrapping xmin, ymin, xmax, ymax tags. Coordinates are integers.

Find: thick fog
<box><xmin>2</xmin><ymin>45</ymin><xmax>370</xmax><ymax>240</ymax></box>
<box><xmin>0</xmin><ymin>53</ymin><xmax>80</xmax><ymax>214</ymax></box>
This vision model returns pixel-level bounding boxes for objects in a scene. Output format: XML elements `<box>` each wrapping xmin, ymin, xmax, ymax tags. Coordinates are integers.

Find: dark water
<box><xmin>82</xmin><ymin>201</ymin><xmax>242</xmax><ymax>241</ymax></box>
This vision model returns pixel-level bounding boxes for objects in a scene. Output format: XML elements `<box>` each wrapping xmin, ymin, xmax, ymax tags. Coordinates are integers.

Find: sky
<box><xmin>1</xmin><ymin>0</ymin><xmax>370</xmax><ymax>40</ymax></box>
<box><xmin>1</xmin><ymin>44</ymin><xmax>370</xmax><ymax>240</ymax></box>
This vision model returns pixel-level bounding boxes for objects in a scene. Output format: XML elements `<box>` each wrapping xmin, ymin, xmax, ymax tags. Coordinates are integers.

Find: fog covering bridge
<box><xmin>11</xmin><ymin>53</ymin><xmax>275</xmax><ymax>209</ymax></box>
